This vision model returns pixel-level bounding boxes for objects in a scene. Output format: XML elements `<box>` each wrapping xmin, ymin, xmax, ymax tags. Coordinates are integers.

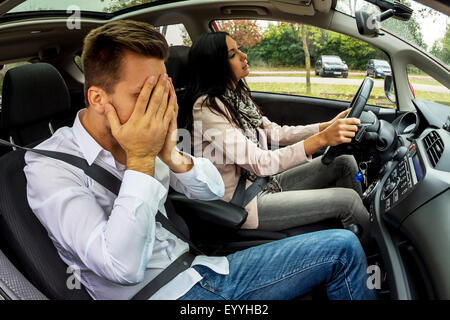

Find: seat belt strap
<box><xmin>132</xmin><ymin>252</ymin><xmax>195</xmax><ymax>300</ymax></box>
<box><xmin>230</xmin><ymin>174</ymin><xmax>269</xmax><ymax>208</ymax></box>
<box><xmin>0</xmin><ymin>138</ymin><xmax>122</xmax><ymax>195</ymax></box>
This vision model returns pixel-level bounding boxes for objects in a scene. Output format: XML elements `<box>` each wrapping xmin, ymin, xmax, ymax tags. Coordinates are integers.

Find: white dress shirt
<box><xmin>24</xmin><ymin>109</ymin><xmax>228</xmax><ymax>300</ymax></box>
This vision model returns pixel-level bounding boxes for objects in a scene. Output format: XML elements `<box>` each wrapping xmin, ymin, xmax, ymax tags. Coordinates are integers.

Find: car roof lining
<box><xmin>0</xmin><ymin>0</ymin><xmax>337</xmax><ymax>62</ymax></box>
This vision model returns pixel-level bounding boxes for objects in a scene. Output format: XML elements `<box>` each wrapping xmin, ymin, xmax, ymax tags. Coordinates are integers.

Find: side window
<box><xmin>157</xmin><ymin>23</ymin><xmax>192</xmax><ymax>47</ymax></box>
<box><xmin>406</xmin><ymin>64</ymin><xmax>450</xmax><ymax>107</ymax></box>
<box><xmin>213</xmin><ymin>20</ymin><xmax>396</xmax><ymax>108</ymax></box>
<box><xmin>74</xmin><ymin>54</ymin><xmax>82</xmax><ymax>71</ymax></box>
<box><xmin>0</xmin><ymin>62</ymin><xmax>31</xmax><ymax>110</ymax></box>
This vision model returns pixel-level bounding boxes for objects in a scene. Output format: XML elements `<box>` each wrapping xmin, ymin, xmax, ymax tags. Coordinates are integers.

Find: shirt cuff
<box><xmin>310</xmin><ymin>123</ymin><xmax>321</xmax><ymax>135</ymax></box>
<box><xmin>297</xmin><ymin>140</ymin><xmax>312</xmax><ymax>163</ymax></box>
<box><xmin>119</xmin><ymin>170</ymin><xmax>167</xmax><ymax>213</ymax></box>
<box><xmin>171</xmin><ymin>152</ymin><xmax>224</xmax><ymax>198</ymax></box>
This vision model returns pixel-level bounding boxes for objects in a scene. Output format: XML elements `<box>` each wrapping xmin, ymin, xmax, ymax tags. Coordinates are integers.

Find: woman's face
<box><xmin>226</xmin><ymin>35</ymin><xmax>249</xmax><ymax>83</ymax></box>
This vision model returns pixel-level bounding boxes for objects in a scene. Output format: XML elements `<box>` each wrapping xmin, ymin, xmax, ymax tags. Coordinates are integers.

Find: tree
<box><xmin>287</xmin><ymin>23</ymin><xmax>311</xmax><ymax>92</ymax></box>
<box><xmin>381</xmin><ymin>0</ymin><xmax>427</xmax><ymax>50</ymax></box>
<box><xmin>180</xmin><ymin>26</ymin><xmax>192</xmax><ymax>47</ymax></box>
<box><xmin>430</xmin><ymin>24</ymin><xmax>450</xmax><ymax>66</ymax></box>
<box><xmin>301</xmin><ymin>25</ymin><xmax>312</xmax><ymax>94</ymax></box>
<box><xmin>101</xmin><ymin>0</ymin><xmax>155</xmax><ymax>13</ymax></box>
<box><xmin>247</xmin><ymin>23</ymin><xmax>305</xmax><ymax>67</ymax></box>
<box><xmin>216</xmin><ymin>20</ymin><xmax>263</xmax><ymax>49</ymax></box>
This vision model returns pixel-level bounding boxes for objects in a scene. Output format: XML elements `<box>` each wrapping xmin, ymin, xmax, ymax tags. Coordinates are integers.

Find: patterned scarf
<box><xmin>222</xmin><ymin>88</ymin><xmax>282</xmax><ymax>193</ymax></box>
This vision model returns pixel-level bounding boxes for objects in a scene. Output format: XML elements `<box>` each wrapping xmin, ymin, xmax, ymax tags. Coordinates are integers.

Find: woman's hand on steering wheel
<box><xmin>304</xmin><ymin>117</ymin><xmax>360</xmax><ymax>156</ymax></box>
<box><xmin>321</xmin><ymin>77</ymin><xmax>374</xmax><ymax>165</ymax></box>
<box><xmin>320</xmin><ymin>108</ymin><xmax>351</xmax><ymax>132</ymax></box>
<box><xmin>320</xmin><ymin>117</ymin><xmax>360</xmax><ymax>146</ymax></box>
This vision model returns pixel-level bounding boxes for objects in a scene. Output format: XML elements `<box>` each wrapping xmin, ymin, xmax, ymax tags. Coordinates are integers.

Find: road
<box><xmin>247</xmin><ymin>74</ymin><xmax>449</xmax><ymax>94</ymax></box>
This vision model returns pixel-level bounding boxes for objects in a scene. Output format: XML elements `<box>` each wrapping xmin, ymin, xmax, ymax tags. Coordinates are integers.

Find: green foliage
<box><xmin>246</xmin><ymin>23</ymin><xmax>305</xmax><ymax>67</ymax></box>
<box><xmin>100</xmin><ymin>0</ymin><xmax>158</xmax><ymax>13</ymax></box>
<box><xmin>430</xmin><ymin>24</ymin><xmax>450</xmax><ymax>66</ymax></box>
<box><xmin>319</xmin><ymin>31</ymin><xmax>384</xmax><ymax>69</ymax></box>
<box><xmin>245</xmin><ymin>22</ymin><xmax>386</xmax><ymax>70</ymax></box>
<box><xmin>381</xmin><ymin>0</ymin><xmax>427</xmax><ymax>50</ymax></box>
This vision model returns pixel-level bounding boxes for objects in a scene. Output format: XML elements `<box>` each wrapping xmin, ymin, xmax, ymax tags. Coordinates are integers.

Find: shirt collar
<box><xmin>72</xmin><ymin>109</ymin><xmax>120</xmax><ymax>168</ymax></box>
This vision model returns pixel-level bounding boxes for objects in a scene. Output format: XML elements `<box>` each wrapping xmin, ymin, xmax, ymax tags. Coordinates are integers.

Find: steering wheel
<box><xmin>321</xmin><ymin>77</ymin><xmax>374</xmax><ymax>165</ymax></box>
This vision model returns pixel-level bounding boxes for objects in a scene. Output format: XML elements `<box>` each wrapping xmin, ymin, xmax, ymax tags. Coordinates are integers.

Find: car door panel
<box><xmin>251</xmin><ymin>91</ymin><xmax>397</xmax><ymax>127</ymax></box>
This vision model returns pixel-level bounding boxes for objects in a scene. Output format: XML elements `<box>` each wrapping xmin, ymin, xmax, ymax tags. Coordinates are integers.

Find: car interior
<box><xmin>0</xmin><ymin>0</ymin><xmax>449</xmax><ymax>300</ymax></box>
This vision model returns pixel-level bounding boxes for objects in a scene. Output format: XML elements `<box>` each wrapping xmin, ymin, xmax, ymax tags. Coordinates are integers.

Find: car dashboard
<box><xmin>368</xmin><ymin>109</ymin><xmax>450</xmax><ymax>299</ymax></box>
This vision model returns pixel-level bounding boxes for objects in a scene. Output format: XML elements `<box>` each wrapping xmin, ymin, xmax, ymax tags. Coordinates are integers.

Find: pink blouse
<box><xmin>192</xmin><ymin>95</ymin><xmax>320</xmax><ymax>229</ymax></box>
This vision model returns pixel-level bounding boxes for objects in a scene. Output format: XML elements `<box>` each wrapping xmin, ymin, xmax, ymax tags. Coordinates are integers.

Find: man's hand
<box><xmin>158</xmin><ymin>78</ymin><xmax>194</xmax><ymax>173</ymax></box>
<box><xmin>105</xmin><ymin>74</ymin><xmax>172</xmax><ymax>176</ymax></box>
<box><xmin>319</xmin><ymin>108</ymin><xmax>351</xmax><ymax>132</ymax></box>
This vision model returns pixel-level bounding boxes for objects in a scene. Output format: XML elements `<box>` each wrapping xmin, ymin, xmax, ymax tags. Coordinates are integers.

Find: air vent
<box><xmin>423</xmin><ymin>131</ymin><xmax>444</xmax><ymax>167</ymax></box>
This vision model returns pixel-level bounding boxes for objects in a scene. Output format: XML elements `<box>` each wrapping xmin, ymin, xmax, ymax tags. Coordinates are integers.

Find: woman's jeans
<box><xmin>257</xmin><ymin>155</ymin><xmax>371</xmax><ymax>244</ymax></box>
<box><xmin>178</xmin><ymin>229</ymin><xmax>378</xmax><ymax>300</ymax></box>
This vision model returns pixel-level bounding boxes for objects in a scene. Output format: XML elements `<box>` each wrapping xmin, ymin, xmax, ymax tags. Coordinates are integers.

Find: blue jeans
<box><xmin>178</xmin><ymin>229</ymin><xmax>377</xmax><ymax>300</ymax></box>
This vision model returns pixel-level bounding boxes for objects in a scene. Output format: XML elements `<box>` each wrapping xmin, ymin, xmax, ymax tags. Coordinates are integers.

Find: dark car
<box><xmin>366</xmin><ymin>59</ymin><xmax>392</xmax><ymax>78</ymax></box>
<box><xmin>315</xmin><ymin>55</ymin><xmax>348</xmax><ymax>78</ymax></box>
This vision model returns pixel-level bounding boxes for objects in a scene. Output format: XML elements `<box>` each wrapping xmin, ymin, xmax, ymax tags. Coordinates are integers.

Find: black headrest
<box><xmin>165</xmin><ymin>45</ymin><xmax>190</xmax><ymax>90</ymax></box>
<box><xmin>1</xmin><ymin>63</ymin><xmax>71</xmax><ymax>130</ymax></box>
<box><xmin>0</xmin><ymin>147</ymin><xmax>91</xmax><ymax>300</ymax></box>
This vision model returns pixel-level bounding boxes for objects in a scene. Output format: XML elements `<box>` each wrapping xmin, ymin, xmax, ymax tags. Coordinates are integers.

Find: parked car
<box><xmin>366</xmin><ymin>59</ymin><xmax>392</xmax><ymax>78</ymax></box>
<box><xmin>0</xmin><ymin>0</ymin><xmax>449</xmax><ymax>303</ymax></box>
<box><xmin>315</xmin><ymin>55</ymin><xmax>349</xmax><ymax>78</ymax></box>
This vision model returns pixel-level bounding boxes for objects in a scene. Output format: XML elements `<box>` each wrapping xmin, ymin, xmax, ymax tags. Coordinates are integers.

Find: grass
<box><xmin>248</xmin><ymin>82</ymin><xmax>450</xmax><ymax>108</ymax></box>
<box><xmin>249</xmin><ymin>72</ymin><xmax>443</xmax><ymax>86</ymax></box>
<box><xmin>250</xmin><ymin>68</ymin><xmax>446</xmax><ymax>86</ymax></box>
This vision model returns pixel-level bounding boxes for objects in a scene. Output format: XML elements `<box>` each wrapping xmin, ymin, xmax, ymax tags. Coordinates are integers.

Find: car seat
<box><xmin>164</xmin><ymin>46</ymin><xmax>344</xmax><ymax>255</ymax></box>
<box><xmin>0</xmin><ymin>63</ymin><xmax>75</xmax><ymax>155</ymax></box>
<box><xmin>0</xmin><ymin>63</ymin><xmax>92</xmax><ymax>299</ymax></box>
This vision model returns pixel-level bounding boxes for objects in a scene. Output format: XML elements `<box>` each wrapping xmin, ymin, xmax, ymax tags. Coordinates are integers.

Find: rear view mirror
<box><xmin>384</xmin><ymin>75</ymin><xmax>396</xmax><ymax>104</ymax></box>
<box><xmin>355</xmin><ymin>1</ymin><xmax>413</xmax><ymax>37</ymax></box>
<box><xmin>356</xmin><ymin>11</ymin><xmax>379</xmax><ymax>37</ymax></box>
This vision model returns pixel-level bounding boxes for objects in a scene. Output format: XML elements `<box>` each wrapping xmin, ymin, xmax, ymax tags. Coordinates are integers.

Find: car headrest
<box><xmin>165</xmin><ymin>45</ymin><xmax>190</xmax><ymax>91</ymax></box>
<box><xmin>0</xmin><ymin>146</ymin><xmax>91</xmax><ymax>300</ymax></box>
<box><xmin>1</xmin><ymin>63</ymin><xmax>71</xmax><ymax>130</ymax></box>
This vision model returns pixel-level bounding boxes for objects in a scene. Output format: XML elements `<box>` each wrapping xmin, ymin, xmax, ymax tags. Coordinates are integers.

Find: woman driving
<box><xmin>183</xmin><ymin>32</ymin><xmax>371</xmax><ymax>244</ymax></box>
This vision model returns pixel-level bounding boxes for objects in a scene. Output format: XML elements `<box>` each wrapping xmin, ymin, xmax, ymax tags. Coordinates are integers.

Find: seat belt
<box><xmin>230</xmin><ymin>174</ymin><xmax>269</xmax><ymax>208</ymax></box>
<box><xmin>229</xmin><ymin>128</ymin><xmax>270</xmax><ymax>208</ymax></box>
<box><xmin>0</xmin><ymin>138</ymin><xmax>202</xmax><ymax>299</ymax></box>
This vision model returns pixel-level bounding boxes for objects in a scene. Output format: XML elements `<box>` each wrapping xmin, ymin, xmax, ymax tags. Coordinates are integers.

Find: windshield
<box><xmin>374</xmin><ymin>60</ymin><xmax>390</xmax><ymax>67</ymax></box>
<box><xmin>7</xmin><ymin>0</ymin><xmax>180</xmax><ymax>14</ymax></box>
<box><xmin>323</xmin><ymin>56</ymin><xmax>343</xmax><ymax>64</ymax></box>
<box><xmin>336</xmin><ymin>0</ymin><xmax>449</xmax><ymax>67</ymax></box>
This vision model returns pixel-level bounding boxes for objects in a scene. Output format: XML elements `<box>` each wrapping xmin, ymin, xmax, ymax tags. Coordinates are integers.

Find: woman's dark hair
<box><xmin>182</xmin><ymin>32</ymin><xmax>257</xmax><ymax>132</ymax></box>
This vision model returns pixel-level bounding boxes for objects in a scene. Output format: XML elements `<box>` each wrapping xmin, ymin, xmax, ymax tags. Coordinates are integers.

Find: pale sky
<box><xmin>411</xmin><ymin>2</ymin><xmax>448</xmax><ymax>48</ymax></box>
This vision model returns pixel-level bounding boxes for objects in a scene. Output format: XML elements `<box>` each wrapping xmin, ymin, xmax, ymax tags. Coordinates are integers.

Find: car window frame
<box><xmin>209</xmin><ymin>18</ymin><xmax>398</xmax><ymax>110</ymax></box>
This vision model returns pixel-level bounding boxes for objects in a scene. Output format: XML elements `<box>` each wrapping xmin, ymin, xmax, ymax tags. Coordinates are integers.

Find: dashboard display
<box><xmin>413</xmin><ymin>155</ymin><xmax>423</xmax><ymax>182</ymax></box>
